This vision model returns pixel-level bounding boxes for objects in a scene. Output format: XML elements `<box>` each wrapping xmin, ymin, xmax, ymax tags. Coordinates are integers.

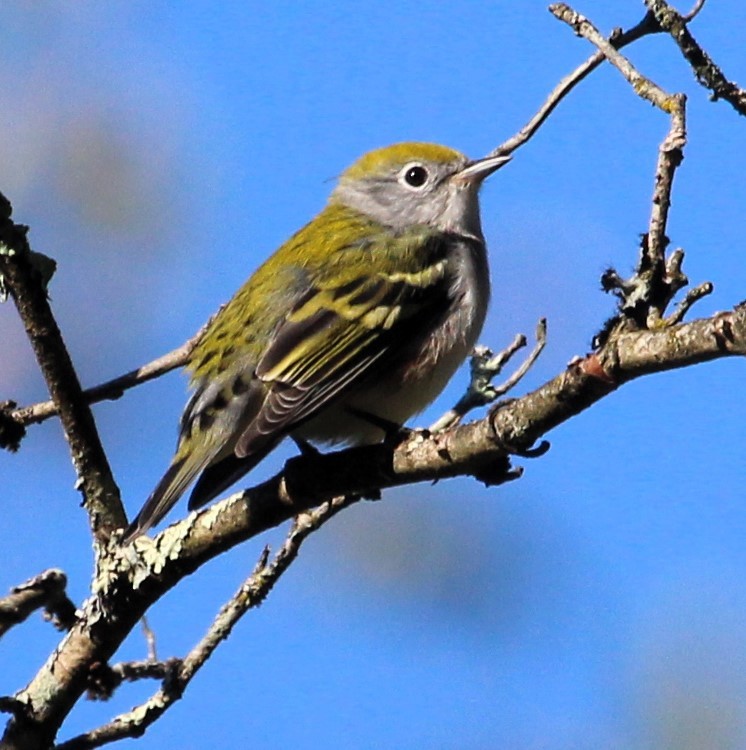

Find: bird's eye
<box><xmin>403</xmin><ymin>164</ymin><xmax>429</xmax><ymax>188</ymax></box>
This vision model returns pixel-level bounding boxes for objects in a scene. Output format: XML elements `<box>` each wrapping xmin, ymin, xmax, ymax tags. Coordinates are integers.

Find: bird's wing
<box><xmin>124</xmin><ymin>233</ymin><xmax>453</xmax><ymax>540</ymax></box>
<box><xmin>235</xmin><ymin>256</ymin><xmax>451</xmax><ymax>458</ymax></box>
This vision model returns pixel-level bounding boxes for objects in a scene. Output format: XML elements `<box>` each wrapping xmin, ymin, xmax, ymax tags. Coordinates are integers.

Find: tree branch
<box><xmin>10</xmin><ymin>289</ymin><xmax>744</xmax><ymax>750</ymax></box>
<box><xmin>10</xmin><ymin>343</ymin><xmax>190</xmax><ymax>427</ymax></box>
<box><xmin>551</xmin><ymin>3</ymin><xmax>689</xmax><ymax>333</ymax></box>
<box><xmin>645</xmin><ymin>0</ymin><xmax>746</xmax><ymax>116</ymax></box>
<box><xmin>140</xmin><ymin>305</ymin><xmax>746</xmax><ymax>595</ymax></box>
<box><xmin>0</xmin><ymin>570</ymin><xmax>76</xmax><ymax>638</ymax></box>
<box><xmin>5</xmin><ymin>318</ymin><xmax>214</xmax><ymax>435</ymax></box>
<box><xmin>431</xmin><ymin>319</ymin><xmax>547</xmax><ymax>432</ymax></box>
<box><xmin>0</xmin><ymin>200</ymin><xmax>124</xmax><ymax>538</ymax></box>
<box><xmin>488</xmin><ymin>8</ymin><xmax>663</xmax><ymax>159</ymax></box>
<box><xmin>55</xmin><ymin>496</ymin><xmax>355</xmax><ymax>749</ymax></box>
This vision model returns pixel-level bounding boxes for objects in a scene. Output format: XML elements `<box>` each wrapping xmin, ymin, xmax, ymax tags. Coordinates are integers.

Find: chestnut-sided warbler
<box><xmin>124</xmin><ymin>142</ymin><xmax>510</xmax><ymax>541</ymax></box>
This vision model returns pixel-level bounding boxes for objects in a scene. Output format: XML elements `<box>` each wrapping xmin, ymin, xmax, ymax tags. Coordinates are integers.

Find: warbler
<box><xmin>124</xmin><ymin>142</ymin><xmax>510</xmax><ymax>542</ymax></box>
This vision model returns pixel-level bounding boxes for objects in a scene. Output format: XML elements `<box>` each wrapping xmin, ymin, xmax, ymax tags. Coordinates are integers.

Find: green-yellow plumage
<box><xmin>124</xmin><ymin>142</ymin><xmax>511</xmax><ymax>541</ymax></box>
<box><xmin>341</xmin><ymin>142</ymin><xmax>464</xmax><ymax>180</ymax></box>
<box><xmin>189</xmin><ymin>206</ymin><xmax>443</xmax><ymax>381</ymax></box>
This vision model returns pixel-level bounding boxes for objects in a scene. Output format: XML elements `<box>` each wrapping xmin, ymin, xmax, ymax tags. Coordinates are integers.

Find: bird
<box><xmin>123</xmin><ymin>142</ymin><xmax>511</xmax><ymax>542</ymax></box>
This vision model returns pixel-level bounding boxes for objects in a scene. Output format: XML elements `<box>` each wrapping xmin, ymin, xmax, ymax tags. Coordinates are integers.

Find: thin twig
<box><xmin>647</xmin><ymin>105</ymin><xmax>687</xmax><ymax>306</ymax></box>
<box><xmin>682</xmin><ymin>0</ymin><xmax>707</xmax><ymax>23</ymax></box>
<box><xmin>110</xmin><ymin>659</ymin><xmax>178</xmax><ymax>683</ymax></box>
<box><xmin>550</xmin><ymin>3</ymin><xmax>677</xmax><ymax>110</ymax></box>
<box><xmin>55</xmin><ymin>495</ymin><xmax>355</xmax><ymax>750</ymax></box>
<box><xmin>665</xmin><ymin>281</ymin><xmax>714</xmax><ymax>325</ymax></box>
<box><xmin>487</xmin><ymin>10</ymin><xmax>662</xmax><ymax>159</ymax></box>
<box><xmin>9</xmin><ymin>330</ymin><xmax>205</xmax><ymax>428</ymax></box>
<box><xmin>644</xmin><ymin>0</ymin><xmax>746</xmax><ymax>116</ymax></box>
<box><xmin>431</xmin><ymin>319</ymin><xmax>547</xmax><ymax>432</ymax></box>
<box><xmin>550</xmin><ymin>3</ymin><xmax>688</xmax><ymax>327</ymax></box>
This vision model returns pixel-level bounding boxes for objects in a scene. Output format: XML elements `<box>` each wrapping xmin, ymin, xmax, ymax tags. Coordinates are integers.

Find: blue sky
<box><xmin>2</xmin><ymin>2</ymin><xmax>746</xmax><ymax>748</ymax></box>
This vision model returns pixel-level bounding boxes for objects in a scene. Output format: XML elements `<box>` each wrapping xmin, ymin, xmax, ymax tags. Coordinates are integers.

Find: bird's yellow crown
<box><xmin>341</xmin><ymin>142</ymin><xmax>465</xmax><ymax>180</ymax></box>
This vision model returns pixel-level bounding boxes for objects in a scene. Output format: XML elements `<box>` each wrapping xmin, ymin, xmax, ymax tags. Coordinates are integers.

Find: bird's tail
<box><xmin>122</xmin><ymin>443</ymin><xmax>274</xmax><ymax>544</ymax></box>
<box><xmin>122</xmin><ymin>454</ymin><xmax>207</xmax><ymax>543</ymax></box>
<box><xmin>186</xmin><ymin>448</ymin><xmax>271</xmax><ymax>512</ymax></box>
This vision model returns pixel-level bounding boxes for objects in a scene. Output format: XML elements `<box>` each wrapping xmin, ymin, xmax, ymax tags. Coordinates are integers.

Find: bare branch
<box><xmin>551</xmin><ymin>4</ymin><xmax>675</xmax><ymax>107</ymax></box>
<box><xmin>56</xmin><ymin>496</ymin><xmax>354</xmax><ymax>750</ymax></box>
<box><xmin>0</xmin><ymin>569</ymin><xmax>76</xmax><ymax>638</ymax></box>
<box><xmin>85</xmin><ymin>659</ymin><xmax>181</xmax><ymax>702</ymax></box>
<box><xmin>682</xmin><ymin>0</ymin><xmax>707</xmax><ymax>23</ymax></box>
<box><xmin>0</xmin><ymin>200</ymin><xmax>124</xmax><ymax>538</ymax></box>
<box><xmin>1</xmin><ymin>315</ymin><xmax>218</xmax><ymax>456</ymax></box>
<box><xmin>551</xmin><ymin>3</ymin><xmax>688</xmax><ymax>328</ymax></box>
<box><xmin>665</xmin><ymin>281</ymin><xmax>714</xmax><ymax>326</ymax></box>
<box><xmin>431</xmin><ymin>319</ymin><xmax>547</xmax><ymax>432</ymax></box>
<box><xmin>488</xmin><ymin>10</ymin><xmax>662</xmax><ymax>159</ymax></box>
<box><xmin>645</xmin><ymin>0</ymin><xmax>746</xmax><ymax>116</ymax></box>
<box><xmin>108</xmin><ymin>660</ymin><xmax>178</xmax><ymax>684</ymax></box>
<box><xmin>108</xmin><ymin>308</ymin><xmax>746</xmax><ymax>576</ymax></box>
<box><xmin>5</xmin><ymin>299</ymin><xmax>745</xmax><ymax>750</ymax></box>
<box><xmin>9</xmin><ymin>334</ymin><xmax>200</xmax><ymax>428</ymax></box>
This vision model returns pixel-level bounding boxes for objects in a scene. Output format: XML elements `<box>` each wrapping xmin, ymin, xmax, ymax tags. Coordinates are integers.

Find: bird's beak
<box><xmin>453</xmin><ymin>153</ymin><xmax>512</xmax><ymax>186</ymax></box>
